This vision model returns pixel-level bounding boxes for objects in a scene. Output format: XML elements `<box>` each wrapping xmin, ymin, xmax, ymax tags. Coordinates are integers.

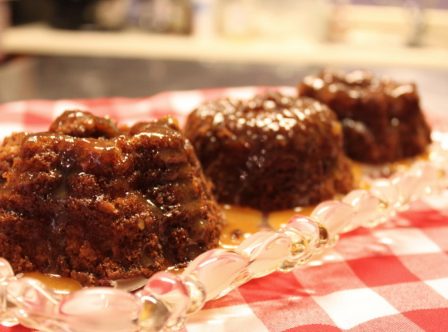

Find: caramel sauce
<box><xmin>352</xmin><ymin>162</ymin><xmax>369</xmax><ymax>189</ymax></box>
<box><xmin>219</xmin><ymin>205</ymin><xmax>316</xmax><ymax>248</ymax></box>
<box><xmin>219</xmin><ymin>204</ymin><xmax>263</xmax><ymax>248</ymax></box>
<box><xmin>358</xmin><ymin>152</ymin><xmax>428</xmax><ymax>181</ymax></box>
<box><xmin>23</xmin><ymin>272</ymin><xmax>82</xmax><ymax>295</ymax></box>
<box><xmin>166</xmin><ymin>264</ymin><xmax>186</xmax><ymax>275</ymax></box>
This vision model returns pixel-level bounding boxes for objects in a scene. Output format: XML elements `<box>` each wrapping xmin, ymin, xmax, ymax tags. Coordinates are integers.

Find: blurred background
<box><xmin>0</xmin><ymin>0</ymin><xmax>447</xmax><ymax>112</ymax></box>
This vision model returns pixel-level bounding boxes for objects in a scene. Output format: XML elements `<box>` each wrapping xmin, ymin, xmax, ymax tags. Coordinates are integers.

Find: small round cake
<box><xmin>0</xmin><ymin>111</ymin><xmax>222</xmax><ymax>285</ymax></box>
<box><xmin>184</xmin><ymin>93</ymin><xmax>354</xmax><ymax>211</ymax></box>
<box><xmin>298</xmin><ymin>70</ymin><xmax>432</xmax><ymax>163</ymax></box>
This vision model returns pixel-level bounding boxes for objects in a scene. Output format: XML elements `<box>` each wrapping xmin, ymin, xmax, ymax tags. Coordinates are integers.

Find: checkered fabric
<box><xmin>0</xmin><ymin>87</ymin><xmax>447</xmax><ymax>332</ymax></box>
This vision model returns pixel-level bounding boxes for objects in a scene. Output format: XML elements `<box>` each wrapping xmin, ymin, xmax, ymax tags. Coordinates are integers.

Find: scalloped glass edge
<box><xmin>2</xmin><ymin>130</ymin><xmax>448</xmax><ymax>332</ymax></box>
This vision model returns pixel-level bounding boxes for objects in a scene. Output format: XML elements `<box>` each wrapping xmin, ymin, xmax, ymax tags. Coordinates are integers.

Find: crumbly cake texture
<box><xmin>184</xmin><ymin>93</ymin><xmax>354</xmax><ymax>211</ymax></box>
<box><xmin>298</xmin><ymin>70</ymin><xmax>432</xmax><ymax>163</ymax></box>
<box><xmin>0</xmin><ymin>111</ymin><xmax>222</xmax><ymax>286</ymax></box>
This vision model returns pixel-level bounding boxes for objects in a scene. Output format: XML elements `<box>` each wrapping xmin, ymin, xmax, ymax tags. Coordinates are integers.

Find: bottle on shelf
<box><xmin>128</xmin><ymin>0</ymin><xmax>192</xmax><ymax>34</ymax></box>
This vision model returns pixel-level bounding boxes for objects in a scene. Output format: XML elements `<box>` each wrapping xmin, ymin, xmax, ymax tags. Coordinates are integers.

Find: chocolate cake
<box><xmin>184</xmin><ymin>93</ymin><xmax>354</xmax><ymax>211</ymax></box>
<box><xmin>0</xmin><ymin>111</ymin><xmax>222</xmax><ymax>285</ymax></box>
<box><xmin>298</xmin><ymin>70</ymin><xmax>432</xmax><ymax>163</ymax></box>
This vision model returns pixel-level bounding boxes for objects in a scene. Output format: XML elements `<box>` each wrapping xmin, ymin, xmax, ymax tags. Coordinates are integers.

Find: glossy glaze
<box><xmin>185</xmin><ymin>93</ymin><xmax>354</xmax><ymax>210</ymax></box>
<box><xmin>299</xmin><ymin>70</ymin><xmax>432</xmax><ymax>163</ymax></box>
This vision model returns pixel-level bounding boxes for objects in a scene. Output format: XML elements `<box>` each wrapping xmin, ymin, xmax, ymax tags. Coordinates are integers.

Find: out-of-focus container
<box><xmin>254</xmin><ymin>0</ymin><xmax>332</xmax><ymax>42</ymax></box>
<box><xmin>94</xmin><ymin>0</ymin><xmax>130</xmax><ymax>30</ymax></box>
<box><xmin>0</xmin><ymin>0</ymin><xmax>10</xmax><ymax>60</ymax></box>
<box><xmin>49</xmin><ymin>0</ymin><xmax>96</xmax><ymax>30</ymax></box>
<box><xmin>217</xmin><ymin>0</ymin><xmax>255</xmax><ymax>40</ymax></box>
<box><xmin>191</xmin><ymin>0</ymin><xmax>216</xmax><ymax>39</ymax></box>
<box><xmin>128</xmin><ymin>0</ymin><xmax>191</xmax><ymax>34</ymax></box>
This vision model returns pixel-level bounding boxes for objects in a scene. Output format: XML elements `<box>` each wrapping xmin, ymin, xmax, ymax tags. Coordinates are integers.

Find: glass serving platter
<box><xmin>1</xmin><ymin>87</ymin><xmax>447</xmax><ymax>332</ymax></box>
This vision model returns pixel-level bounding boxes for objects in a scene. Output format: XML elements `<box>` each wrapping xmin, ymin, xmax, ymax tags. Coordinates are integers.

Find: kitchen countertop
<box><xmin>0</xmin><ymin>55</ymin><xmax>447</xmax><ymax>117</ymax></box>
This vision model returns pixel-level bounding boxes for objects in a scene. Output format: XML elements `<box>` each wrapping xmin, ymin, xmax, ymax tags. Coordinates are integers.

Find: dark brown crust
<box><xmin>298</xmin><ymin>70</ymin><xmax>432</xmax><ymax>163</ymax></box>
<box><xmin>0</xmin><ymin>111</ymin><xmax>222</xmax><ymax>285</ymax></box>
<box><xmin>184</xmin><ymin>93</ymin><xmax>354</xmax><ymax>211</ymax></box>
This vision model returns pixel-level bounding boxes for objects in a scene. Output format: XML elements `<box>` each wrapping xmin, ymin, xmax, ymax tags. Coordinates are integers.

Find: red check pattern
<box><xmin>0</xmin><ymin>87</ymin><xmax>447</xmax><ymax>332</ymax></box>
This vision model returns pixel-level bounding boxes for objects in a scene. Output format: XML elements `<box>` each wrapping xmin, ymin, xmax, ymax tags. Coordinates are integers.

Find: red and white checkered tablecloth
<box><xmin>0</xmin><ymin>87</ymin><xmax>447</xmax><ymax>332</ymax></box>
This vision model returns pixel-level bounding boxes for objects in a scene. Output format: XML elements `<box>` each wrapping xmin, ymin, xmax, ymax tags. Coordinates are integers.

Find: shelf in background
<box><xmin>2</xmin><ymin>6</ymin><xmax>448</xmax><ymax>69</ymax></box>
